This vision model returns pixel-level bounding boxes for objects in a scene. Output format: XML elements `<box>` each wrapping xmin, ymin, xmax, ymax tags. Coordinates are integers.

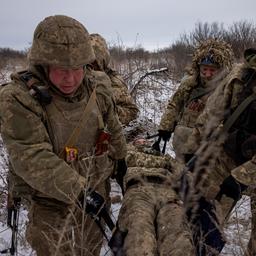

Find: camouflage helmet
<box><xmin>192</xmin><ymin>38</ymin><xmax>234</xmax><ymax>72</ymax></box>
<box><xmin>28</xmin><ymin>15</ymin><xmax>95</xmax><ymax>68</ymax></box>
<box><xmin>90</xmin><ymin>33</ymin><xmax>111</xmax><ymax>71</ymax></box>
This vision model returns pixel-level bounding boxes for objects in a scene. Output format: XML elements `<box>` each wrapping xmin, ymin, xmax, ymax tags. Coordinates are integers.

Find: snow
<box><xmin>221</xmin><ymin>196</ymin><xmax>251</xmax><ymax>255</ymax></box>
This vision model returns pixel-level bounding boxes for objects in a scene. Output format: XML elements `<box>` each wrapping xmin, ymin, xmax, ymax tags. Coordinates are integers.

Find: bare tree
<box><xmin>224</xmin><ymin>20</ymin><xmax>256</xmax><ymax>59</ymax></box>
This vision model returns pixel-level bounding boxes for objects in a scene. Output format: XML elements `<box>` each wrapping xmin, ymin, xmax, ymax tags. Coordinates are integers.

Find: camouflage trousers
<box><xmin>26</xmin><ymin>197</ymin><xmax>103</xmax><ymax>256</ymax></box>
<box><xmin>118</xmin><ymin>182</ymin><xmax>195</xmax><ymax>256</ymax></box>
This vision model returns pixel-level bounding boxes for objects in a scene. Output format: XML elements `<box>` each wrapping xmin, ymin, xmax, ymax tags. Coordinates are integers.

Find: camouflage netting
<box><xmin>191</xmin><ymin>38</ymin><xmax>234</xmax><ymax>73</ymax></box>
<box><xmin>90</xmin><ymin>33</ymin><xmax>111</xmax><ymax>71</ymax></box>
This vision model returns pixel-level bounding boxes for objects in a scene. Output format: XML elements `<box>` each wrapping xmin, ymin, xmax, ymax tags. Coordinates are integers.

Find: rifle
<box><xmin>1</xmin><ymin>195</ymin><xmax>21</xmax><ymax>256</ymax></box>
<box><xmin>85</xmin><ymin>190</ymin><xmax>127</xmax><ymax>255</ymax></box>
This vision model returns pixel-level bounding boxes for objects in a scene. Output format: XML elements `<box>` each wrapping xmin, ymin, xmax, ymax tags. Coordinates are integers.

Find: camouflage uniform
<box><xmin>90</xmin><ymin>33</ymin><xmax>139</xmax><ymax>125</ymax></box>
<box><xmin>117</xmin><ymin>143</ymin><xmax>195</xmax><ymax>255</ymax></box>
<box><xmin>190</xmin><ymin>48</ymin><xmax>256</xmax><ymax>254</ymax></box>
<box><xmin>159</xmin><ymin>39</ymin><xmax>234</xmax><ymax>161</ymax></box>
<box><xmin>0</xmin><ymin>15</ymin><xmax>126</xmax><ymax>256</ymax></box>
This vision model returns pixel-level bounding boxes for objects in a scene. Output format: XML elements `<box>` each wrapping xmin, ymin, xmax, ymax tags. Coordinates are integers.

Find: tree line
<box><xmin>109</xmin><ymin>20</ymin><xmax>256</xmax><ymax>80</ymax></box>
<box><xmin>1</xmin><ymin>20</ymin><xmax>256</xmax><ymax>81</ymax></box>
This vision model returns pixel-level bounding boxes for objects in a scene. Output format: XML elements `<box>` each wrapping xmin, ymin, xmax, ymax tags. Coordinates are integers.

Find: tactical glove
<box><xmin>158</xmin><ymin>130</ymin><xmax>172</xmax><ymax>142</ymax></box>
<box><xmin>218</xmin><ymin>175</ymin><xmax>247</xmax><ymax>201</ymax></box>
<box><xmin>114</xmin><ymin>159</ymin><xmax>127</xmax><ymax>195</ymax></box>
<box><xmin>78</xmin><ymin>188</ymin><xmax>105</xmax><ymax>216</ymax></box>
<box><xmin>108</xmin><ymin>224</ymin><xmax>128</xmax><ymax>256</ymax></box>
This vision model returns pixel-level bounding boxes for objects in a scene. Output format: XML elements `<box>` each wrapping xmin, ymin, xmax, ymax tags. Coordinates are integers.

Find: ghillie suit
<box><xmin>184</xmin><ymin>48</ymin><xmax>256</xmax><ymax>255</ymax></box>
<box><xmin>159</xmin><ymin>38</ymin><xmax>234</xmax><ymax>162</ymax></box>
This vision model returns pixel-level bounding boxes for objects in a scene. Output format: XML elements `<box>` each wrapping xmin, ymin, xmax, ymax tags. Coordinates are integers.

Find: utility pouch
<box><xmin>95</xmin><ymin>130</ymin><xmax>111</xmax><ymax>156</ymax></box>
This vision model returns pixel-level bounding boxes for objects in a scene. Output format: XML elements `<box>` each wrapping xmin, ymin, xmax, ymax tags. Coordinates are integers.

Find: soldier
<box><xmin>89</xmin><ymin>33</ymin><xmax>139</xmax><ymax>126</ymax></box>
<box><xmin>188</xmin><ymin>48</ymin><xmax>256</xmax><ymax>255</ymax></box>
<box><xmin>158</xmin><ymin>38</ymin><xmax>234</xmax><ymax>162</ymax></box>
<box><xmin>114</xmin><ymin>138</ymin><xmax>195</xmax><ymax>255</ymax></box>
<box><xmin>0</xmin><ymin>15</ymin><xmax>127</xmax><ymax>256</ymax></box>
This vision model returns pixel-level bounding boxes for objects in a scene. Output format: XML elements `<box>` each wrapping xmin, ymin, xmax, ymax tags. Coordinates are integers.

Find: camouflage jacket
<box><xmin>0</xmin><ymin>67</ymin><xmax>127</xmax><ymax>204</ymax></box>
<box><xmin>159</xmin><ymin>73</ymin><xmax>219</xmax><ymax>157</ymax></box>
<box><xmin>159</xmin><ymin>74</ymin><xmax>198</xmax><ymax>132</ymax></box>
<box><xmin>107</xmin><ymin>69</ymin><xmax>139</xmax><ymax>126</ymax></box>
<box><xmin>159</xmin><ymin>38</ymin><xmax>233</xmax><ymax>137</ymax></box>
<box><xmin>191</xmin><ymin>58</ymin><xmax>256</xmax><ymax>186</ymax></box>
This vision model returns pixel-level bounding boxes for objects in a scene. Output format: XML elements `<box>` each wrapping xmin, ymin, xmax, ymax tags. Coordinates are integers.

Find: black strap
<box><xmin>187</xmin><ymin>87</ymin><xmax>213</xmax><ymax>104</ymax></box>
<box><xmin>222</xmin><ymin>92</ymin><xmax>256</xmax><ymax>134</ymax></box>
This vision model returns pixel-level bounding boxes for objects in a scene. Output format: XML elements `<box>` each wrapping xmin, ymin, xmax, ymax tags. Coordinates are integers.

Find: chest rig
<box><xmin>179</xmin><ymin>86</ymin><xmax>213</xmax><ymax>128</ymax></box>
<box><xmin>18</xmin><ymin>70</ymin><xmax>106</xmax><ymax>163</ymax></box>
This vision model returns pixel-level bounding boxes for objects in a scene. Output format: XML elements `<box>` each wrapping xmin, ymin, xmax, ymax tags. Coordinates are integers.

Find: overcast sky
<box><xmin>1</xmin><ymin>0</ymin><xmax>256</xmax><ymax>51</ymax></box>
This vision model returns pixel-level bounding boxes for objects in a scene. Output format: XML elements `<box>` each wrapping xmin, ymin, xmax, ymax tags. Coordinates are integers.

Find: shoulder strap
<box><xmin>187</xmin><ymin>87</ymin><xmax>213</xmax><ymax>103</ymax></box>
<box><xmin>222</xmin><ymin>91</ymin><xmax>256</xmax><ymax>133</ymax></box>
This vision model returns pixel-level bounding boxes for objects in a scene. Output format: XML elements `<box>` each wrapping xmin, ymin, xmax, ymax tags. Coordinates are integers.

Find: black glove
<box><xmin>114</xmin><ymin>159</ymin><xmax>127</xmax><ymax>195</ymax></box>
<box><xmin>158</xmin><ymin>130</ymin><xmax>172</xmax><ymax>142</ymax></box>
<box><xmin>78</xmin><ymin>188</ymin><xmax>105</xmax><ymax>216</ymax></box>
<box><xmin>108</xmin><ymin>224</ymin><xmax>128</xmax><ymax>256</ymax></box>
<box><xmin>218</xmin><ymin>175</ymin><xmax>248</xmax><ymax>201</ymax></box>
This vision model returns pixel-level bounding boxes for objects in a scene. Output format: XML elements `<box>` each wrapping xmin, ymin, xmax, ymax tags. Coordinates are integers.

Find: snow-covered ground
<box><xmin>221</xmin><ymin>196</ymin><xmax>251</xmax><ymax>255</ymax></box>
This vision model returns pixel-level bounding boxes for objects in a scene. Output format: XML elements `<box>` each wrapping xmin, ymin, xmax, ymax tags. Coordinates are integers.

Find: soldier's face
<box><xmin>49</xmin><ymin>66</ymin><xmax>84</xmax><ymax>95</ymax></box>
<box><xmin>199</xmin><ymin>64</ymin><xmax>220</xmax><ymax>81</ymax></box>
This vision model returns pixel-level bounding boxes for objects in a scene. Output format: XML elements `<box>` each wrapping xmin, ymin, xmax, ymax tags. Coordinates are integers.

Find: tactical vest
<box><xmin>179</xmin><ymin>86</ymin><xmax>213</xmax><ymax>128</ymax></box>
<box><xmin>7</xmin><ymin>70</ymin><xmax>113</xmax><ymax>199</ymax></box>
<box><xmin>224</xmin><ymin>69</ymin><xmax>256</xmax><ymax>165</ymax></box>
<box><xmin>173</xmin><ymin>86</ymin><xmax>212</xmax><ymax>157</ymax></box>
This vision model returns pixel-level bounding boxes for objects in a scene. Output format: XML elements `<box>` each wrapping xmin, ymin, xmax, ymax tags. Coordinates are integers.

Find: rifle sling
<box><xmin>187</xmin><ymin>86</ymin><xmax>213</xmax><ymax>104</ymax></box>
<box><xmin>222</xmin><ymin>92</ymin><xmax>256</xmax><ymax>134</ymax></box>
